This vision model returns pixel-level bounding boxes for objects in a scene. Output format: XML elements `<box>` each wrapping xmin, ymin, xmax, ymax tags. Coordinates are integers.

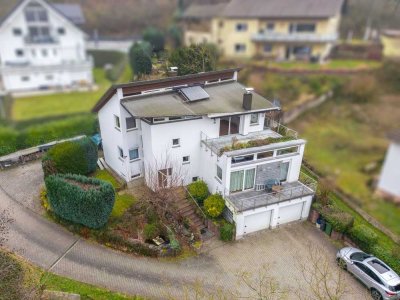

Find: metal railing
<box><xmin>265</xmin><ymin>119</ymin><xmax>298</xmax><ymax>139</ymax></box>
<box><xmin>252</xmin><ymin>32</ymin><xmax>338</xmax><ymax>43</ymax></box>
<box><xmin>200</xmin><ymin>131</ymin><xmax>221</xmax><ymax>156</ymax></box>
<box><xmin>225</xmin><ymin>172</ymin><xmax>317</xmax><ymax>212</ymax></box>
<box><xmin>184</xmin><ymin>185</ymin><xmax>209</xmax><ymax>228</ymax></box>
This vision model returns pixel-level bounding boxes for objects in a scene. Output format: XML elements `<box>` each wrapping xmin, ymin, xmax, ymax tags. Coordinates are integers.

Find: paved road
<box><xmin>0</xmin><ymin>162</ymin><xmax>368</xmax><ymax>299</ymax></box>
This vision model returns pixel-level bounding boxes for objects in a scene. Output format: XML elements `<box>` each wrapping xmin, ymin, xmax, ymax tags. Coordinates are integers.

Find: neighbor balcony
<box><xmin>252</xmin><ymin>31</ymin><xmax>338</xmax><ymax>43</ymax></box>
<box><xmin>225</xmin><ymin>172</ymin><xmax>317</xmax><ymax>213</ymax></box>
<box><xmin>200</xmin><ymin>121</ymin><xmax>299</xmax><ymax>157</ymax></box>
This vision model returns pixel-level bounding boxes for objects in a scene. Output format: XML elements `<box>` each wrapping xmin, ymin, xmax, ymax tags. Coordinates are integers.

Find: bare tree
<box><xmin>295</xmin><ymin>244</ymin><xmax>348</xmax><ymax>300</ymax></box>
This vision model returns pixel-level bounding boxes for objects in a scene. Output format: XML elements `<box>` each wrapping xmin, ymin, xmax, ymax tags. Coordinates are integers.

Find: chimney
<box><xmin>243</xmin><ymin>88</ymin><xmax>254</xmax><ymax>110</ymax></box>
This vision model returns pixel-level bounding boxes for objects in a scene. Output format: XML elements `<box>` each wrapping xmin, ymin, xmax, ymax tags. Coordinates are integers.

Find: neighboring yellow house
<box><xmin>181</xmin><ymin>0</ymin><xmax>345</xmax><ymax>62</ymax></box>
<box><xmin>381</xmin><ymin>30</ymin><xmax>400</xmax><ymax>59</ymax></box>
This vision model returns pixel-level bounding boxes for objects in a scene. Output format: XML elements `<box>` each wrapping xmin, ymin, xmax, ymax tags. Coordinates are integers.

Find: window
<box><xmin>236</xmin><ymin>23</ymin><xmax>248</xmax><ymax>32</ymax></box>
<box><xmin>153</xmin><ymin>117</ymin><xmax>166</xmax><ymax>123</ymax></box>
<box><xmin>232</xmin><ymin>155</ymin><xmax>254</xmax><ymax>164</ymax></box>
<box><xmin>230</xmin><ymin>168</ymin><xmax>255</xmax><ymax>192</ymax></box>
<box><xmin>25</xmin><ymin>3</ymin><xmax>48</xmax><ymax>22</ymax></box>
<box><xmin>350</xmin><ymin>252</ymin><xmax>371</xmax><ymax>262</ymax></box>
<box><xmin>219</xmin><ymin>115</ymin><xmax>240</xmax><ymax>136</ymax></box>
<box><xmin>216</xmin><ymin>165</ymin><xmax>222</xmax><ymax>181</ymax></box>
<box><xmin>158</xmin><ymin>168</ymin><xmax>172</xmax><ymax>188</ymax></box>
<box><xmin>15</xmin><ymin>49</ymin><xmax>24</xmax><ymax>57</ymax></box>
<box><xmin>126</xmin><ymin>117</ymin><xmax>137</xmax><ymax>130</ymax></box>
<box><xmin>277</xmin><ymin>147</ymin><xmax>298</xmax><ymax>156</ymax></box>
<box><xmin>58</xmin><ymin>27</ymin><xmax>65</xmax><ymax>35</ymax></box>
<box><xmin>114</xmin><ymin>115</ymin><xmax>120</xmax><ymax>129</ymax></box>
<box><xmin>257</xmin><ymin>151</ymin><xmax>274</xmax><ymax>160</ymax></box>
<box><xmin>28</xmin><ymin>26</ymin><xmax>51</xmax><ymax>42</ymax></box>
<box><xmin>263</xmin><ymin>44</ymin><xmax>273</xmax><ymax>53</ymax></box>
<box><xmin>21</xmin><ymin>76</ymin><xmax>30</xmax><ymax>82</ymax></box>
<box><xmin>266</xmin><ymin>23</ymin><xmax>275</xmax><ymax>31</ymax></box>
<box><xmin>168</xmin><ymin>116</ymin><xmax>183</xmax><ymax>121</ymax></box>
<box><xmin>367</xmin><ymin>260</ymin><xmax>390</xmax><ymax>274</ymax></box>
<box><xmin>250</xmin><ymin>113</ymin><xmax>259</xmax><ymax>125</ymax></box>
<box><xmin>13</xmin><ymin>28</ymin><xmax>22</xmax><ymax>36</ymax></box>
<box><xmin>182</xmin><ymin>156</ymin><xmax>190</xmax><ymax>164</ymax></box>
<box><xmin>129</xmin><ymin>148</ymin><xmax>139</xmax><ymax>161</ymax></box>
<box><xmin>235</xmin><ymin>44</ymin><xmax>246</xmax><ymax>53</ymax></box>
<box><xmin>41</xmin><ymin>49</ymin><xmax>48</xmax><ymax>57</ymax></box>
<box><xmin>118</xmin><ymin>146</ymin><xmax>124</xmax><ymax>158</ymax></box>
<box><xmin>279</xmin><ymin>162</ymin><xmax>290</xmax><ymax>182</ymax></box>
<box><xmin>296</xmin><ymin>23</ymin><xmax>316</xmax><ymax>33</ymax></box>
<box><xmin>172</xmin><ymin>138</ymin><xmax>180</xmax><ymax>147</ymax></box>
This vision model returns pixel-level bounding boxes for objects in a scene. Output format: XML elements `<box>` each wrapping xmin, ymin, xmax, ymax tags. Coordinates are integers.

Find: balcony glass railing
<box><xmin>252</xmin><ymin>31</ymin><xmax>338</xmax><ymax>43</ymax></box>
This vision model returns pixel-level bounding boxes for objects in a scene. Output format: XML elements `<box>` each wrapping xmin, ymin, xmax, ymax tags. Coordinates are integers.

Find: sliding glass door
<box><xmin>230</xmin><ymin>168</ymin><xmax>255</xmax><ymax>193</ymax></box>
<box><xmin>219</xmin><ymin>116</ymin><xmax>241</xmax><ymax>136</ymax></box>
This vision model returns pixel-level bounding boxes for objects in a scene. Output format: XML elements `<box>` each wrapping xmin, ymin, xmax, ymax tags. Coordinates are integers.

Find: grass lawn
<box><xmin>291</xmin><ymin>95</ymin><xmax>400</xmax><ymax>236</ymax></box>
<box><xmin>11</xmin><ymin>64</ymin><xmax>132</xmax><ymax>122</ymax></box>
<box><xmin>94</xmin><ymin>169</ymin><xmax>123</xmax><ymax>190</ymax></box>
<box><xmin>267</xmin><ymin>59</ymin><xmax>382</xmax><ymax>71</ymax></box>
<box><xmin>112</xmin><ymin>193</ymin><xmax>136</xmax><ymax>218</ymax></box>
<box><xmin>41</xmin><ymin>272</ymin><xmax>143</xmax><ymax>300</ymax></box>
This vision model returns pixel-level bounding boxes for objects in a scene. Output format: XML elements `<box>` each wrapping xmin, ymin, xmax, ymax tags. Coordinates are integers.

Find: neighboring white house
<box><xmin>377</xmin><ymin>130</ymin><xmax>400</xmax><ymax>203</ymax></box>
<box><xmin>0</xmin><ymin>0</ymin><xmax>93</xmax><ymax>93</ymax></box>
<box><xmin>93</xmin><ymin>69</ymin><xmax>316</xmax><ymax>239</ymax></box>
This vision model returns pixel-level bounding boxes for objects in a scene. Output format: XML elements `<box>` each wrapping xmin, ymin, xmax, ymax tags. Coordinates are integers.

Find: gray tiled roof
<box><xmin>0</xmin><ymin>0</ymin><xmax>85</xmax><ymax>26</ymax></box>
<box><xmin>183</xmin><ymin>0</ymin><xmax>344</xmax><ymax>19</ymax></box>
<box><xmin>181</xmin><ymin>3</ymin><xmax>229</xmax><ymax>19</ymax></box>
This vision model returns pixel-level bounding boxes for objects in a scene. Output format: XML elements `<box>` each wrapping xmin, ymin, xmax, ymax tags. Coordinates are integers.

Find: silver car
<box><xmin>336</xmin><ymin>247</ymin><xmax>400</xmax><ymax>300</ymax></box>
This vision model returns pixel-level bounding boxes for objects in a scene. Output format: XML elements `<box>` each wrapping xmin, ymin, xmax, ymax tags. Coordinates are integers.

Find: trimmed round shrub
<box><xmin>143</xmin><ymin>223</ymin><xmax>159</xmax><ymax>240</ymax></box>
<box><xmin>349</xmin><ymin>225</ymin><xmax>378</xmax><ymax>251</ymax></box>
<box><xmin>45</xmin><ymin>174</ymin><xmax>115</xmax><ymax>229</ymax></box>
<box><xmin>321</xmin><ymin>206</ymin><xmax>354</xmax><ymax>233</ymax></box>
<box><xmin>220</xmin><ymin>222</ymin><xmax>235</xmax><ymax>242</ymax></box>
<box><xmin>204</xmin><ymin>194</ymin><xmax>225</xmax><ymax>218</ymax></box>
<box><xmin>187</xmin><ymin>180</ymin><xmax>209</xmax><ymax>205</ymax></box>
<box><xmin>42</xmin><ymin>137</ymin><xmax>98</xmax><ymax>177</ymax></box>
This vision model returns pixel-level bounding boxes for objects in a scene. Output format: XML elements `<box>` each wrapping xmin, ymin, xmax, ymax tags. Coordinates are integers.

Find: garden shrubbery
<box><xmin>45</xmin><ymin>174</ymin><xmax>115</xmax><ymax>229</ymax></box>
<box><xmin>340</xmin><ymin>75</ymin><xmax>379</xmax><ymax>103</ymax></box>
<box><xmin>204</xmin><ymin>194</ymin><xmax>225</xmax><ymax>218</ymax></box>
<box><xmin>320</xmin><ymin>206</ymin><xmax>354</xmax><ymax>233</ymax></box>
<box><xmin>349</xmin><ymin>225</ymin><xmax>378</xmax><ymax>251</ymax></box>
<box><xmin>143</xmin><ymin>223</ymin><xmax>160</xmax><ymax>240</ymax></box>
<box><xmin>187</xmin><ymin>180</ymin><xmax>209</xmax><ymax>206</ymax></box>
<box><xmin>42</xmin><ymin>137</ymin><xmax>98</xmax><ymax>177</ymax></box>
<box><xmin>220</xmin><ymin>222</ymin><xmax>235</xmax><ymax>241</ymax></box>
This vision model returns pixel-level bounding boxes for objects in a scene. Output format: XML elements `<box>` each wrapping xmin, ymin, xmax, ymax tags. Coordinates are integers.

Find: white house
<box><xmin>93</xmin><ymin>69</ymin><xmax>316</xmax><ymax>239</ymax></box>
<box><xmin>377</xmin><ymin>130</ymin><xmax>400</xmax><ymax>203</ymax></box>
<box><xmin>0</xmin><ymin>0</ymin><xmax>93</xmax><ymax>93</ymax></box>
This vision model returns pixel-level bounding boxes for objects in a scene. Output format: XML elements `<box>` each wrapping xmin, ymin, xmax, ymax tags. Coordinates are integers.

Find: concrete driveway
<box><xmin>0</xmin><ymin>161</ymin><xmax>368</xmax><ymax>299</ymax></box>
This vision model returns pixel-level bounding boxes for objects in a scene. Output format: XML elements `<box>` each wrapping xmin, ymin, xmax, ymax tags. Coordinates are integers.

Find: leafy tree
<box><xmin>142</xmin><ymin>27</ymin><xmax>165</xmax><ymax>54</ymax></box>
<box><xmin>169</xmin><ymin>44</ymin><xmax>219</xmax><ymax>76</ymax></box>
<box><xmin>168</xmin><ymin>24</ymin><xmax>182</xmax><ymax>48</ymax></box>
<box><xmin>129</xmin><ymin>42</ymin><xmax>152</xmax><ymax>79</ymax></box>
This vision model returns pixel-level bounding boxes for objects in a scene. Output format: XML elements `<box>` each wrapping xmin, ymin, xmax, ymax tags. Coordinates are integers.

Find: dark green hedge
<box><xmin>349</xmin><ymin>225</ymin><xmax>378</xmax><ymax>252</ymax></box>
<box><xmin>220</xmin><ymin>222</ymin><xmax>235</xmax><ymax>241</ymax></box>
<box><xmin>42</xmin><ymin>137</ymin><xmax>98</xmax><ymax>177</ymax></box>
<box><xmin>45</xmin><ymin>174</ymin><xmax>115</xmax><ymax>229</ymax></box>
<box><xmin>187</xmin><ymin>180</ymin><xmax>209</xmax><ymax>206</ymax></box>
<box><xmin>0</xmin><ymin>114</ymin><xmax>98</xmax><ymax>156</ymax></box>
<box><xmin>321</xmin><ymin>205</ymin><xmax>354</xmax><ymax>233</ymax></box>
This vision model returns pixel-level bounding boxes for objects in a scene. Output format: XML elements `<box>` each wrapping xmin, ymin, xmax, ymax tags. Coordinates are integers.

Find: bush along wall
<box><xmin>42</xmin><ymin>137</ymin><xmax>98</xmax><ymax>177</ymax></box>
<box><xmin>187</xmin><ymin>180</ymin><xmax>209</xmax><ymax>206</ymax></box>
<box><xmin>45</xmin><ymin>174</ymin><xmax>115</xmax><ymax>229</ymax></box>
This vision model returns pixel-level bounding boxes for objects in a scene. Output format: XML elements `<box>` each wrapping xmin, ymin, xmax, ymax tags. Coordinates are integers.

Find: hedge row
<box><xmin>45</xmin><ymin>174</ymin><xmax>115</xmax><ymax>229</ymax></box>
<box><xmin>88</xmin><ymin>50</ymin><xmax>128</xmax><ymax>82</ymax></box>
<box><xmin>0</xmin><ymin>114</ymin><xmax>98</xmax><ymax>156</ymax></box>
<box><xmin>320</xmin><ymin>205</ymin><xmax>354</xmax><ymax>233</ymax></box>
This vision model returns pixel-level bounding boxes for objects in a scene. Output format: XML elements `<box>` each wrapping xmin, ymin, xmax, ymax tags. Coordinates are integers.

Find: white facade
<box><xmin>0</xmin><ymin>0</ymin><xmax>93</xmax><ymax>92</ymax></box>
<box><xmin>96</xmin><ymin>70</ymin><xmax>315</xmax><ymax>238</ymax></box>
<box><xmin>377</xmin><ymin>142</ymin><xmax>400</xmax><ymax>199</ymax></box>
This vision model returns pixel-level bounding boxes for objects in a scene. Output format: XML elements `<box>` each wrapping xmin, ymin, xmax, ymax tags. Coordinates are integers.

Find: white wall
<box><xmin>0</xmin><ymin>0</ymin><xmax>92</xmax><ymax>91</ymax></box>
<box><xmin>378</xmin><ymin>142</ymin><xmax>400</xmax><ymax>197</ymax></box>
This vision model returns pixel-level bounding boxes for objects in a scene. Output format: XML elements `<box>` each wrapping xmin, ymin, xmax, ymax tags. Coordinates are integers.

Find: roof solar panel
<box><xmin>180</xmin><ymin>86</ymin><xmax>210</xmax><ymax>102</ymax></box>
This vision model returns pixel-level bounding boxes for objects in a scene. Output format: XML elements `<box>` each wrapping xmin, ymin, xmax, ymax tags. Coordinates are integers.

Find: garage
<box><xmin>277</xmin><ymin>202</ymin><xmax>304</xmax><ymax>225</ymax></box>
<box><xmin>244</xmin><ymin>210</ymin><xmax>272</xmax><ymax>234</ymax></box>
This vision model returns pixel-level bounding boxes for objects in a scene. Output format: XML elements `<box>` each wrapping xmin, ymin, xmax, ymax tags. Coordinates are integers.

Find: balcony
<box><xmin>225</xmin><ymin>172</ymin><xmax>317</xmax><ymax>213</ymax></box>
<box><xmin>25</xmin><ymin>35</ymin><xmax>58</xmax><ymax>44</ymax></box>
<box><xmin>252</xmin><ymin>31</ymin><xmax>338</xmax><ymax>43</ymax></box>
<box><xmin>200</xmin><ymin>121</ymin><xmax>299</xmax><ymax>156</ymax></box>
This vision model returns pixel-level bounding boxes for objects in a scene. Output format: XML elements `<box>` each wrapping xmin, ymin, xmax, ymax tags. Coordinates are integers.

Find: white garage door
<box><xmin>278</xmin><ymin>202</ymin><xmax>304</xmax><ymax>225</ymax></box>
<box><xmin>244</xmin><ymin>210</ymin><xmax>272</xmax><ymax>235</ymax></box>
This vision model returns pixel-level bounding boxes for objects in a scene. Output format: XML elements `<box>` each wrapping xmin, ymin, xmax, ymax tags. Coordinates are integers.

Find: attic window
<box><xmin>179</xmin><ymin>86</ymin><xmax>209</xmax><ymax>102</ymax></box>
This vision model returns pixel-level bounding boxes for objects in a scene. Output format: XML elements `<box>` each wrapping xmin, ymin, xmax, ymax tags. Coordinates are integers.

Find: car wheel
<box><xmin>371</xmin><ymin>289</ymin><xmax>383</xmax><ymax>300</ymax></box>
<box><xmin>336</xmin><ymin>258</ymin><xmax>347</xmax><ymax>270</ymax></box>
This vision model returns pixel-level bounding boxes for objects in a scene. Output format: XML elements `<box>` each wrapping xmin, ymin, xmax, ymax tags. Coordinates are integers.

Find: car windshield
<box><xmin>350</xmin><ymin>251</ymin><xmax>372</xmax><ymax>262</ymax></box>
<box><xmin>368</xmin><ymin>260</ymin><xmax>390</xmax><ymax>274</ymax></box>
